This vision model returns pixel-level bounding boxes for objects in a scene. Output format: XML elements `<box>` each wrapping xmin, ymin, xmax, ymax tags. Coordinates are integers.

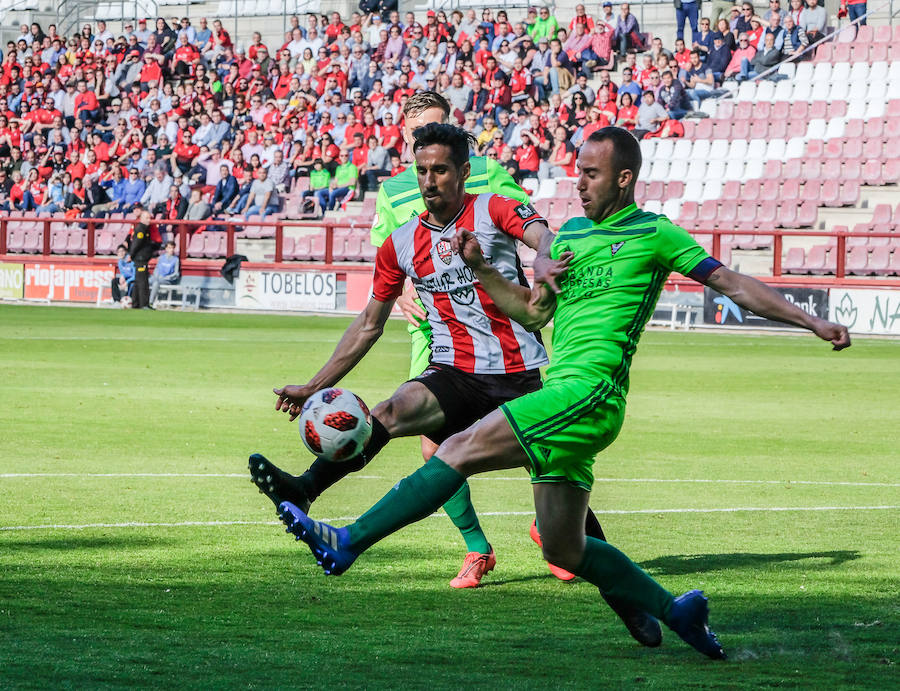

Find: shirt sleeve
<box><xmin>487</xmin><ymin>194</ymin><xmax>546</xmax><ymax>241</ymax></box>
<box><xmin>485</xmin><ymin>156</ymin><xmax>529</xmax><ymax>203</ymax></box>
<box><xmin>369</xmin><ymin>184</ymin><xmax>395</xmax><ymax>248</ymax></box>
<box><xmin>371</xmin><ymin>234</ymin><xmax>406</xmax><ymax>302</ymax></box>
<box><xmin>653</xmin><ymin>218</ymin><xmax>721</xmax><ymax>277</ymax></box>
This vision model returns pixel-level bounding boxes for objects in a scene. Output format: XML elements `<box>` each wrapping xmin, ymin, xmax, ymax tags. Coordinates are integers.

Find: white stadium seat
<box><xmin>647</xmin><ymin>160</ymin><xmax>669</xmax><ymax>182</ymax></box>
<box><xmin>728</xmin><ymin>139</ymin><xmax>748</xmax><ymax>160</ymax></box>
<box><xmin>766</xmin><ymin>138</ymin><xmax>786</xmax><ymax>160</ymax></box>
<box><xmin>846</xmin><ymin>98</ymin><xmax>867</xmax><ymax>119</ymax></box>
<box><xmin>639</xmin><ymin>139</ymin><xmax>657</xmax><ymax>160</ymax></box>
<box><xmin>785</xmin><ymin>137</ymin><xmax>806</xmax><ymax>159</ymax></box>
<box><xmin>668</xmin><ymin>160</ymin><xmax>689</xmax><ymax>181</ymax></box>
<box><xmin>865</xmin><ymin>99</ymin><xmax>886</xmax><ymax>118</ymax></box>
<box><xmin>723</xmin><ymin>158</ymin><xmax>744</xmax><ymax>181</ymax></box>
<box><xmin>742</xmin><ymin>159</ymin><xmax>764</xmax><ymax>182</ymax></box>
<box><xmin>708</xmin><ymin>139</ymin><xmax>730</xmax><ymax>161</ymax></box>
<box><xmin>654</xmin><ymin>139</ymin><xmax>675</xmax><ymax>159</ymax></box>
<box><xmin>686</xmin><ymin>159</ymin><xmax>707</xmax><ymax>182</ymax></box>
<box><xmin>832</xmin><ymin>62</ymin><xmax>851</xmax><ymax>83</ymax></box>
<box><xmin>699</xmin><ymin>98</ymin><xmax>718</xmax><ymax>118</ymax></box>
<box><xmin>869</xmin><ymin>61</ymin><xmax>889</xmax><ymax>82</ymax></box>
<box><xmin>791</xmin><ymin>81</ymin><xmax>812</xmax><ymax>102</ymax></box>
<box><xmin>806</xmin><ymin>119</ymin><xmax>827</xmax><ymax>140</ymax></box>
<box><xmin>737</xmin><ymin>81</ymin><xmax>757</xmax><ymax>101</ymax></box>
<box><xmin>777</xmin><ymin>62</ymin><xmax>796</xmax><ymax>79</ymax></box>
<box><xmin>662</xmin><ymin>199</ymin><xmax>682</xmax><ymax>220</ymax></box>
<box><xmin>691</xmin><ymin>139</ymin><xmax>711</xmax><ymax>160</ymax></box>
<box><xmin>672</xmin><ymin>139</ymin><xmax>693</xmax><ymax>161</ymax></box>
<box><xmin>682</xmin><ymin>180</ymin><xmax>704</xmax><ymax>203</ymax></box>
<box><xmin>849</xmin><ymin>62</ymin><xmax>869</xmax><ymax>82</ymax></box>
<box><xmin>746</xmin><ymin>139</ymin><xmax>767</xmax><ymax>160</ymax></box>
<box><xmin>644</xmin><ymin>200</ymin><xmax>662</xmax><ymax>214</ymax></box>
<box><xmin>705</xmin><ymin>160</ymin><xmax>726</xmax><ymax>182</ymax></box>
<box><xmin>700</xmin><ymin>180</ymin><xmax>722</xmax><ymax>202</ymax></box>
<box><xmin>825</xmin><ymin>117</ymin><xmax>846</xmax><ymax>140</ymax></box>
<box><xmin>795</xmin><ymin>62</ymin><xmax>814</xmax><ymax>82</ymax></box>
<box><xmin>848</xmin><ymin>81</ymin><xmax>869</xmax><ymax>103</ymax></box>
<box><xmin>756</xmin><ymin>80</ymin><xmax>775</xmax><ymax>102</ymax></box>
<box><xmin>773</xmin><ymin>80</ymin><xmax>793</xmax><ymax>101</ymax></box>
<box><xmin>812</xmin><ymin>62</ymin><xmax>832</xmax><ymax>83</ymax></box>
<box><xmin>828</xmin><ymin>81</ymin><xmax>849</xmax><ymax>102</ymax></box>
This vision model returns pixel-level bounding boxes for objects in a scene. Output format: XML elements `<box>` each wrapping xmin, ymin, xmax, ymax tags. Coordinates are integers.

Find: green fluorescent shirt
<box><xmin>334</xmin><ymin>162</ymin><xmax>359</xmax><ymax>187</ymax></box>
<box><xmin>370</xmin><ymin>155</ymin><xmax>529</xmax><ymax>247</ymax></box>
<box><xmin>310</xmin><ymin>168</ymin><xmax>331</xmax><ymax>191</ymax></box>
<box><xmin>547</xmin><ymin>204</ymin><xmax>712</xmax><ymax>395</ymax></box>
<box><xmin>528</xmin><ymin>16</ymin><xmax>560</xmax><ymax>41</ymax></box>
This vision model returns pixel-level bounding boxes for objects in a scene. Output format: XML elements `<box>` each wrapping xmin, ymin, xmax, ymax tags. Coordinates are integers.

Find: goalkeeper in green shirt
<box><xmin>277</xmin><ymin>126</ymin><xmax>851</xmax><ymax>658</ymax></box>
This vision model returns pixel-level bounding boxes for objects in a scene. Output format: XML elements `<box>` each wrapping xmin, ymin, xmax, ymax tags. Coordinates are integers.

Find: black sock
<box><xmin>584</xmin><ymin>509</ymin><xmax>607</xmax><ymax>542</ymax></box>
<box><xmin>299</xmin><ymin>416</ymin><xmax>391</xmax><ymax>500</ymax></box>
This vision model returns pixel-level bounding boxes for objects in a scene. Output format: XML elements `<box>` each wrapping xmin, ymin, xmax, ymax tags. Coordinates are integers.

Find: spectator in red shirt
<box><xmin>170</xmin><ymin>130</ymin><xmax>200</xmax><ymax>175</ymax></box>
<box><xmin>73</xmin><ymin>79</ymin><xmax>99</xmax><ymax>123</ymax></box>
<box><xmin>171</xmin><ymin>34</ymin><xmax>199</xmax><ymax>77</ymax></box>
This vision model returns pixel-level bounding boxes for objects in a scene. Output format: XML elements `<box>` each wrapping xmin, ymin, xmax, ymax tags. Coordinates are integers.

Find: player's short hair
<box><xmin>586</xmin><ymin>126</ymin><xmax>642</xmax><ymax>181</ymax></box>
<box><xmin>402</xmin><ymin>91</ymin><xmax>451</xmax><ymax>121</ymax></box>
<box><xmin>412</xmin><ymin>123</ymin><xmax>474</xmax><ymax>171</ymax></box>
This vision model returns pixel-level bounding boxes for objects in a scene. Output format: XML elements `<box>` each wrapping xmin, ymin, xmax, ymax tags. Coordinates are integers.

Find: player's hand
<box><xmin>396</xmin><ymin>283</ymin><xmax>426</xmax><ymax>326</ymax></box>
<box><xmin>273</xmin><ymin>385</ymin><xmax>312</xmax><ymax>421</ymax></box>
<box><xmin>452</xmin><ymin>229</ymin><xmax>487</xmax><ymax>271</ymax></box>
<box><xmin>812</xmin><ymin>319</ymin><xmax>852</xmax><ymax>351</ymax></box>
<box><xmin>533</xmin><ymin>250</ymin><xmax>573</xmax><ymax>295</ymax></box>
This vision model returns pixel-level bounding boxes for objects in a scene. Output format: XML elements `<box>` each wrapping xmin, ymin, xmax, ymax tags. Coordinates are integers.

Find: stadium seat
<box><xmin>639</xmin><ymin>139</ymin><xmax>657</xmax><ymax>160</ymax></box>
<box><xmin>884</xmin><ymin>157</ymin><xmax>900</xmax><ymax>183</ymax></box>
<box><xmin>842</xmin><ymin>158</ymin><xmax>863</xmax><ymax>182</ymax></box>
<box><xmin>776</xmin><ymin>204</ymin><xmax>798</xmax><ymax>228</ymax></box>
<box><xmin>655</xmin><ymin>139</ymin><xmax>675</xmax><ymax>159</ymax></box>
<box><xmin>66</xmin><ymin>228</ymin><xmax>86</xmax><ymax>254</ymax></box>
<box><xmin>280</xmin><ymin>236</ymin><xmax>295</xmax><ymax>260</ymax></box>
<box><xmin>685</xmin><ymin>159</ymin><xmax>707</xmax><ymax>183</ymax></box>
<box><xmin>821</xmin><ymin>159</ymin><xmax>843</xmax><ymax>181</ymax></box>
<box><xmin>846</xmin><ymin>246</ymin><xmax>869</xmax><ymax>274</ymax></box>
<box><xmin>677</xmin><ymin>201</ymin><xmax>698</xmax><ymax>226</ymax></box>
<box><xmin>644</xmin><ymin>200</ymin><xmax>663</xmax><ymax>215</ymax></box>
<box><xmin>694</xmin><ymin>119</ymin><xmax>713</xmax><ymax>139</ymax></box>
<box><xmin>756</xmin><ymin>200</ymin><xmax>777</xmax><ymax>227</ymax></box>
<box><xmin>682</xmin><ymin>180</ymin><xmax>704</xmax><ymax>203</ymax></box>
<box><xmin>820</xmin><ymin>179</ymin><xmax>840</xmax><ymax>206</ymax></box>
<box><xmin>187</xmin><ymin>232</ymin><xmax>206</xmax><ymax>258</ymax></box>
<box><xmin>806</xmin><ymin>140</ymin><xmax>824</xmax><ymax>159</ymax></box>
<box><xmin>805</xmin><ymin>244</ymin><xmax>835</xmax><ymax>274</ymax></box>
<box><xmin>723</xmin><ymin>159</ymin><xmax>744</xmax><ymax>181</ymax></box>
<box><xmin>23</xmin><ymin>229</ymin><xmax>42</xmax><ymax>253</ymax></box>
<box><xmin>50</xmin><ymin>227</ymin><xmax>67</xmax><ymax>254</ymax></box>
<box><xmin>556</xmin><ymin>179</ymin><xmax>577</xmax><ymax>199</ymax></box>
<box><xmin>691</xmin><ymin>139</ymin><xmax>711</xmax><ymax>160</ymax></box>
<box><xmin>6</xmin><ymin>227</ymin><xmax>25</xmax><ymax>253</ymax></box>
<box><xmin>862</xmin><ymin>159</ymin><xmax>884</xmax><ymax>185</ymax></box>
<box><xmin>765</xmin><ymin>138</ymin><xmax>786</xmax><ymax>160</ymax></box>
<box><xmin>796</xmin><ymin>201</ymin><xmax>818</xmax><ymax>228</ymax></box>
<box><xmin>668</xmin><ymin>160</ymin><xmax>689</xmax><ymax>182</ymax></box>
<box><xmin>671</xmin><ymin>139</ymin><xmax>692</xmax><ymax>161</ymax></box>
<box><xmin>701</xmin><ymin>180</ymin><xmax>723</xmax><ymax>203</ymax></box>
<box><xmin>785</xmin><ymin>137</ymin><xmax>806</xmax><ymax>160</ymax></box>
<box><xmin>782</xmin><ymin>159</ymin><xmax>803</xmax><ymax>179</ymax></box>
<box><xmin>872</xmin><ymin>204</ymin><xmax>893</xmax><ymax>226</ymax></box>
<box><xmin>721</xmin><ymin>181</ymin><xmax>741</xmax><ymax>201</ymax></box>
<box><xmin>784</xmin><ymin>247</ymin><xmax>806</xmax><ymax>274</ymax></box>
<box><xmin>665</xmin><ymin>181</ymin><xmax>684</xmax><ymax>200</ymax></box>
<box><xmin>646</xmin><ymin>181</ymin><xmax>664</xmax><ymax>200</ymax></box>
<box><xmin>291</xmin><ymin>235</ymin><xmax>311</xmax><ymax>260</ymax></box>
<box><xmin>698</xmin><ymin>200</ymin><xmax>717</xmax><ymax>225</ymax></box>
<box><xmin>718</xmin><ymin>200</ymin><xmax>737</xmax><ymax>226</ymax></box>
<box><xmin>840</xmin><ymin>180</ymin><xmax>860</xmax><ymax>206</ymax></box>
<box><xmin>661</xmin><ymin>199</ymin><xmax>681</xmax><ymax>220</ymax></box>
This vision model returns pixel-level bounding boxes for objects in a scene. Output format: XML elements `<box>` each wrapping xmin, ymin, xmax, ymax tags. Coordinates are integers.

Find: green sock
<box><xmin>442</xmin><ymin>481</ymin><xmax>491</xmax><ymax>554</ymax></box>
<box><xmin>574</xmin><ymin>537</ymin><xmax>675</xmax><ymax>621</ymax></box>
<box><xmin>347</xmin><ymin>456</ymin><xmax>465</xmax><ymax>553</ymax></box>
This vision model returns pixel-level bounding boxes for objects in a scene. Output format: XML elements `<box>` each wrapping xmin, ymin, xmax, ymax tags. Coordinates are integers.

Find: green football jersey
<box><xmin>369</xmin><ymin>155</ymin><xmax>529</xmax><ymax>248</ymax></box>
<box><xmin>547</xmin><ymin>204</ymin><xmax>713</xmax><ymax>395</ymax></box>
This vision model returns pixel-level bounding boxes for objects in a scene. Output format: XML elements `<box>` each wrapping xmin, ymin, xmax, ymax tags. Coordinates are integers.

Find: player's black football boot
<box><xmin>248</xmin><ymin>453</ymin><xmax>313</xmax><ymax>513</ymax></box>
<box><xmin>601</xmin><ymin>594</ymin><xmax>664</xmax><ymax>647</ymax></box>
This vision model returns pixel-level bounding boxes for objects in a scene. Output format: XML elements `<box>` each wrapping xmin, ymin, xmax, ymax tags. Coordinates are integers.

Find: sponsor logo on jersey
<box><xmin>611</xmin><ymin>241</ymin><xmax>626</xmax><ymax>256</ymax></box>
<box><xmin>436</xmin><ymin>240</ymin><xmax>453</xmax><ymax>265</ymax></box>
<box><xmin>515</xmin><ymin>203</ymin><xmax>537</xmax><ymax>219</ymax></box>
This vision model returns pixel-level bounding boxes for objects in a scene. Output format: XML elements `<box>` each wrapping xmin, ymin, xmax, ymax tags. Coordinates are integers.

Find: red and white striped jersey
<box><xmin>373</xmin><ymin>193</ymin><xmax>549</xmax><ymax>375</ymax></box>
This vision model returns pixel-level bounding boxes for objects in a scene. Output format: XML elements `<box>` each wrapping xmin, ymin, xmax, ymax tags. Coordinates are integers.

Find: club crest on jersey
<box><xmin>515</xmin><ymin>204</ymin><xmax>537</xmax><ymax>219</ymax></box>
<box><xmin>436</xmin><ymin>240</ymin><xmax>453</xmax><ymax>265</ymax></box>
<box><xmin>611</xmin><ymin>241</ymin><xmax>626</xmax><ymax>256</ymax></box>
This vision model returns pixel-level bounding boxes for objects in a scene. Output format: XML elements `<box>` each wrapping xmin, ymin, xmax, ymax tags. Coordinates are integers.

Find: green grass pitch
<box><xmin>1</xmin><ymin>305</ymin><xmax>898</xmax><ymax>689</ymax></box>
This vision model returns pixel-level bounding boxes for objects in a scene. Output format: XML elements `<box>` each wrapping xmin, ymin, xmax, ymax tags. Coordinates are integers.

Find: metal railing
<box><xmin>2</xmin><ymin>216</ymin><xmax>899</xmax><ymax>284</ymax></box>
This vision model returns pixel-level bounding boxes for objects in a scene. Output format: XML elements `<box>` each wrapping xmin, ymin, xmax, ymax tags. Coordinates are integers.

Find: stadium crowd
<box><xmin>0</xmin><ymin>0</ymin><xmax>839</xmax><ymax>222</ymax></box>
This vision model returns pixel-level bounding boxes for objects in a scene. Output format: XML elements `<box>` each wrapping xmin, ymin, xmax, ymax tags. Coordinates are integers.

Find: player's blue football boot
<box><xmin>666</xmin><ymin>590</ymin><xmax>727</xmax><ymax>660</ymax></box>
<box><xmin>277</xmin><ymin>501</ymin><xmax>358</xmax><ymax>575</ymax></box>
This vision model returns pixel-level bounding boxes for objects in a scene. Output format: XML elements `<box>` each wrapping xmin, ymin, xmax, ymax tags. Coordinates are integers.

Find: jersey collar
<box><xmin>421</xmin><ymin>193</ymin><xmax>473</xmax><ymax>231</ymax></box>
<box><xmin>596</xmin><ymin>202</ymin><xmax>638</xmax><ymax>229</ymax></box>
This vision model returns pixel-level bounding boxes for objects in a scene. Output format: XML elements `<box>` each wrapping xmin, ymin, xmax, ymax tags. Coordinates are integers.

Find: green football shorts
<box><xmin>500</xmin><ymin>377</ymin><xmax>625</xmax><ymax>491</ymax></box>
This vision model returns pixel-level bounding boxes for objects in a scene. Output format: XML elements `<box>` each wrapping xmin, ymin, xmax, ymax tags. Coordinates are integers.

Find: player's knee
<box><xmin>371</xmin><ymin>398</ymin><xmax>401</xmax><ymax>436</ymax></box>
<box><xmin>541</xmin><ymin>538</ymin><xmax>582</xmax><ymax>572</ymax></box>
<box><xmin>434</xmin><ymin>428</ymin><xmax>478</xmax><ymax>476</ymax></box>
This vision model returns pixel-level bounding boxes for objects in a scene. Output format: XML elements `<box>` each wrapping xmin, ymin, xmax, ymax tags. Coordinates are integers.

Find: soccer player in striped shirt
<box><xmin>276</xmin><ymin>127</ymin><xmax>850</xmax><ymax>658</ymax></box>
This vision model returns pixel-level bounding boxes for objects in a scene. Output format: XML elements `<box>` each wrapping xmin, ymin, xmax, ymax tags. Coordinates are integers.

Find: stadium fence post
<box><xmin>227</xmin><ymin>223</ymin><xmax>235</xmax><ymax>258</ymax></box>
<box><xmin>836</xmin><ymin>232</ymin><xmax>846</xmax><ymax>278</ymax></box>
<box><xmin>772</xmin><ymin>233</ymin><xmax>782</xmax><ymax>277</ymax></box>
<box><xmin>324</xmin><ymin>223</ymin><xmax>333</xmax><ymax>264</ymax></box>
<box><xmin>42</xmin><ymin>219</ymin><xmax>50</xmax><ymax>255</ymax></box>
<box><xmin>178</xmin><ymin>223</ymin><xmax>187</xmax><ymax>264</ymax></box>
<box><xmin>275</xmin><ymin>221</ymin><xmax>283</xmax><ymax>263</ymax></box>
<box><xmin>0</xmin><ymin>217</ymin><xmax>6</xmax><ymax>254</ymax></box>
<box><xmin>712</xmin><ymin>229</ymin><xmax>721</xmax><ymax>259</ymax></box>
<box><xmin>87</xmin><ymin>220</ymin><xmax>95</xmax><ymax>258</ymax></box>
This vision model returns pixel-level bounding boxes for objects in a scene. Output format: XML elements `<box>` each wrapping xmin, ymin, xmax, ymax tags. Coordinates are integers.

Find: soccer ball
<box><xmin>298</xmin><ymin>387</ymin><xmax>373</xmax><ymax>462</ymax></box>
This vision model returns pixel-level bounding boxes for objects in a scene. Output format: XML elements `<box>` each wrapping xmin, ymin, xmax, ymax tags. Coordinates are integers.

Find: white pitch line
<box><xmin>2</xmin><ymin>506</ymin><xmax>899</xmax><ymax>532</ymax></box>
<box><xmin>1</xmin><ymin>473</ymin><xmax>897</xmax><ymax>488</ymax></box>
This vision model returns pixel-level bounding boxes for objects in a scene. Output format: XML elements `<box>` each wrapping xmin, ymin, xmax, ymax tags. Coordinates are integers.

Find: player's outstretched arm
<box><xmin>453</xmin><ymin>229</ymin><xmax>559</xmax><ymax>331</ymax></box>
<box><xmin>274</xmin><ymin>298</ymin><xmax>396</xmax><ymax>419</ymax></box>
<box><xmin>530</xmin><ymin>226</ymin><xmax>574</xmax><ymax>296</ymax></box>
<box><xmin>703</xmin><ymin>267</ymin><xmax>851</xmax><ymax>350</ymax></box>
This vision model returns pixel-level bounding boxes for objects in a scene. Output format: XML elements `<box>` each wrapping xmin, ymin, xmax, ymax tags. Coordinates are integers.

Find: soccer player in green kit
<box><xmin>275</xmin><ymin>127</ymin><xmax>851</xmax><ymax>658</ymax></box>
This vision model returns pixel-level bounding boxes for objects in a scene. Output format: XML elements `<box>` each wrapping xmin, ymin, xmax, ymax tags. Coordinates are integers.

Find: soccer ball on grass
<box><xmin>298</xmin><ymin>387</ymin><xmax>373</xmax><ymax>462</ymax></box>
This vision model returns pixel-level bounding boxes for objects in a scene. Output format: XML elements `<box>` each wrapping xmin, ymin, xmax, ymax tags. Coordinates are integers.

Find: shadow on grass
<box><xmin>642</xmin><ymin>550</ymin><xmax>862</xmax><ymax>575</ymax></box>
<box><xmin>0</xmin><ymin>534</ymin><xmax>172</xmax><ymax>551</ymax></box>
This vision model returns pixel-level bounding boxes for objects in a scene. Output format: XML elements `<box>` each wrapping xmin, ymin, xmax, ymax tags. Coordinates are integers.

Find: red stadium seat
<box><xmin>789</xmin><ymin>101</ymin><xmax>808</xmax><ymax>120</ymax></box>
<box><xmin>678</xmin><ymin>201</ymin><xmax>699</xmax><ymax>226</ymax></box>
<box><xmin>796</xmin><ymin>201</ymin><xmax>818</xmax><ymax>228</ymax></box>
<box><xmin>821</xmin><ymin>159</ymin><xmax>843</xmax><ymax>181</ymax></box>
<box><xmin>781</xmin><ymin>178</ymin><xmax>801</xmax><ymax>200</ymax></box>
<box><xmin>887</xmin><ymin>100</ymin><xmax>900</xmax><ymax>118</ymax></box>
<box><xmin>869</xmin><ymin>246</ymin><xmax>891</xmax><ymax>275</ymax></box>
<box><xmin>861</xmin><ymin>138</ymin><xmax>883</xmax><ymax>160</ymax></box>
<box><xmin>869</xmin><ymin>43</ymin><xmax>888</xmax><ymax>62</ymax></box>
<box><xmin>646</xmin><ymin>181</ymin><xmax>664</xmax><ymax>200</ymax></box>
<box><xmin>23</xmin><ymin>229</ymin><xmax>42</xmax><ymax>253</ymax></box>
<box><xmin>280</xmin><ymin>236</ymin><xmax>295</xmax><ymax>259</ymax></box>
<box><xmin>721</xmin><ymin>180</ymin><xmax>741</xmax><ymax>201</ymax></box>
<box><xmin>755</xmin><ymin>101</ymin><xmax>772</xmax><ymax>120</ymax></box>
<box><xmin>805</xmin><ymin>244</ymin><xmax>835</xmax><ymax>274</ymax></box>
<box><xmin>533</xmin><ymin>198</ymin><xmax>552</xmax><ymax>218</ymax></box>
<box><xmin>731</xmin><ymin>119</ymin><xmax>750</xmax><ymax>140</ymax></box>
<box><xmin>828</xmin><ymin>101</ymin><xmax>848</xmax><ymax>119</ymax></box>
<box><xmin>681</xmin><ymin>120</ymin><xmax>697</xmax><ymax>138</ymax></box>
<box><xmin>556</xmin><ymin>179</ymin><xmax>577</xmax><ymax>199</ymax></box>
<box><xmin>839</xmin><ymin>181</ymin><xmax>860</xmax><ymax>206</ymax></box>
<box><xmin>889</xmin><ymin>247</ymin><xmax>900</xmax><ymax>275</ymax></box>
<box><xmin>761</xmin><ymin>179</ymin><xmax>780</xmax><ymax>199</ymax></box>
<box><xmin>771</xmin><ymin>101</ymin><xmax>790</xmax><ymax>120</ymax></box>
<box><xmin>872</xmin><ymin>204</ymin><xmax>893</xmax><ymax>226</ymax></box>
<box><xmin>776</xmin><ymin>203</ymin><xmax>798</xmax><ymax>228</ymax></box>
<box><xmin>748</xmin><ymin>119</ymin><xmax>769</xmax><ymax>139</ymax></box>
<box><xmin>862</xmin><ymin>160</ymin><xmax>884</xmax><ymax>185</ymax></box>
<box><xmin>841</xmin><ymin>159</ymin><xmax>863</xmax><ymax>181</ymax></box>
<box><xmin>813</xmin><ymin>43</ymin><xmax>833</xmax><ymax>62</ymax></box>
<box><xmin>764</xmin><ymin>160</ymin><xmax>783</xmax><ymax>179</ymax></box>
<box><xmin>694</xmin><ymin>119</ymin><xmax>713</xmax><ymax>139</ymax></box>
<box><xmin>805</xmin><ymin>141</ymin><xmax>824</xmax><ymax>160</ymax></box>
<box><xmin>820</xmin><ymin>179</ymin><xmax>841</xmax><ymax>206</ymax></box>
<box><xmin>784</xmin><ymin>247</ymin><xmax>806</xmax><ymax>274</ymax></box>
<box><xmin>742</xmin><ymin>180</ymin><xmax>762</xmax><ymax>201</ymax></box>
<box><xmin>716</xmin><ymin>101</ymin><xmax>734</xmax><ymax>120</ymax></box>
<box><xmin>873</xmin><ymin>25</ymin><xmax>891</xmax><ymax>42</ymax></box>
<box><xmin>717</xmin><ymin>200</ymin><xmax>738</xmax><ymax>226</ymax></box>
<box><xmin>846</xmin><ymin>246</ymin><xmax>869</xmax><ymax>274</ymax></box>
<box><xmin>832</xmin><ymin>43</ymin><xmax>851</xmax><ymax>62</ymax></box>
<box><xmin>843</xmin><ymin>119</ymin><xmax>864</xmax><ymax>139</ymax></box>
<box><xmin>756</xmin><ymin>200</ymin><xmax>777</xmax><ymax>227</ymax></box>
<box><xmin>734</xmin><ymin>102</ymin><xmax>753</xmax><ymax>120</ymax></box>
<box><xmin>850</xmin><ymin>42</ymin><xmax>871</xmax><ymax>62</ymax></box>
<box><xmin>310</xmin><ymin>233</ymin><xmax>326</xmax><ymax>259</ymax></box>
<box><xmin>50</xmin><ymin>227</ymin><xmax>68</xmax><ymax>254</ymax></box>
<box><xmin>291</xmin><ymin>235</ymin><xmax>311</xmax><ymax>260</ymax></box>
<box><xmin>735</xmin><ymin>203</ymin><xmax>756</xmax><ymax>229</ymax></box>
<box><xmin>698</xmin><ymin>200</ymin><xmax>718</xmax><ymax>224</ymax></box>
<box><xmin>809</xmin><ymin>101</ymin><xmax>828</xmax><ymax>120</ymax></box>
<box><xmin>711</xmin><ymin>119</ymin><xmax>731</xmax><ymax>138</ymax></box>
<box><xmin>823</xmin><ymin>139</ymin><xmax>843</xmax><ymax>159</ymax></box>
<box><xmin>782</xmin><ymin>159</ymin><xmax>803</xmax><ymax>180</ymax></box>
<box><xmin>666</xmin><ymin>181</ymin><xmax>684</xmax><ymax>199</ymax></box>
<box><xmin>884</xmin><ymin>157</ymin><xmax>900</xmax><ymax>184</ymax></box>
<box><xmin>841</xmin><ymin>138</ymin><xmax>863</xmax><ymax>160</ymax></box>
<box><xmin>187</xmin><ymin>232</ymin><xmax>206</xmax><ymax>258</ymax></box>
<box><xmin>6</xmin><ymin>227</ymin><xmax>25</xmax><ymax>252</ymax></box>
<box><xmin>66</xmin><ymin>228</ymin><xmax>86</xmax><ymax>254</ymax></box>
<box><xmin>869</xmin><ymin>224</ymin><xmax>892</xmax><ymax>247</ymax></box>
